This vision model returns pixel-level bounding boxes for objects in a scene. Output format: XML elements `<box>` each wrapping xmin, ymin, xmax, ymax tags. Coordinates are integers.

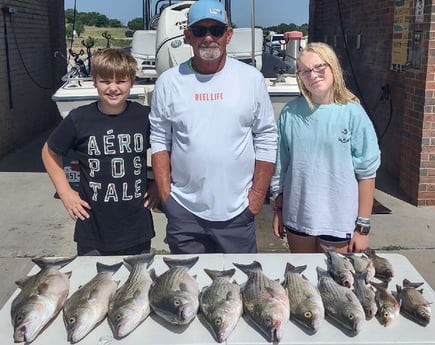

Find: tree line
<box><xmin>65</xmin><ymin>9</ymin><xmax>308</xmax><ymax>38</ymax></box>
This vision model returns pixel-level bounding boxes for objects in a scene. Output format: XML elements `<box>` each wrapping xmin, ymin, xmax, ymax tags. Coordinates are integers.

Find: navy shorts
<box><xmin>285</xmin><ymin>226</ymin><xmax>349</xmax><ymax>243</ymax></box>
<box><xmin>77</xmin><ymin>241</ymin><xmax>151</xmax><ymax>256</ymax></box>
<box><xmin>163</xmin><ymin>195</ymin><xmax>257</xmax><ymax>254</ymax></box>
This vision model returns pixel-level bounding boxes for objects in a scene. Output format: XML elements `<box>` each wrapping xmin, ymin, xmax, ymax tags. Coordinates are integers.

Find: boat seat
<box><xmin>131</xmin><ymin>30</ymin><xmax>157</xmax><ymax>79</ymax></box>
<box><xmin>227</xmin><ymin>28</ymin><xmax>264</xmax><ymax>71</ymax></box>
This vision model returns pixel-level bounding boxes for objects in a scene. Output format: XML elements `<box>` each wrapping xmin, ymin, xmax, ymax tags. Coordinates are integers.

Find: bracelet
<box><xmin>273</xmin><ymin>205</ymin><xmax>282</xmax><ymax>212</ymax></box>
<box><xmin>356</xmin><ymin>216</ymin><xmax>370</xmax><ymax>225</ymax></box>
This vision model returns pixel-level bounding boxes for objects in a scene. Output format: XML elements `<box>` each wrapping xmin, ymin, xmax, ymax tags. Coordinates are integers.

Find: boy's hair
<box><xmin>91</xmin><ymin>48</ymin><xmax>137</xmax><ymax>81</ymax></box>
<box><xmin>296</xmin><ymin>42</ymin><xmax>359</xmax><ymax>109</ymax></box>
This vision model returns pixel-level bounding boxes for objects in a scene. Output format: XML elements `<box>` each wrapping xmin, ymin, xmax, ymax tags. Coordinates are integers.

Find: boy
<box><xmin>42</xmin><ymin>48</ymin><xmax>157</xmax><ymax>256</ymax></box>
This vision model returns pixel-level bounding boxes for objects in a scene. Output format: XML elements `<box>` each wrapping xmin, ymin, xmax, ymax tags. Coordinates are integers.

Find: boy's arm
<box><xmin>41</xmin><ymin>143</ymin><xmax>91</xmax><ymax>220</ymax></box>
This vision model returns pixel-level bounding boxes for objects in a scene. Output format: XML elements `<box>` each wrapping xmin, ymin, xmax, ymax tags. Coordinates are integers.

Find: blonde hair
<box><xmin>296</xmin><ymin>42</ymin><xmax>359</xmax><ymax>109</ymax></box>
<box><xmin>91</xmin><ymin>48</ymin><xmax>137</xmax><ymax>82</ymax></box>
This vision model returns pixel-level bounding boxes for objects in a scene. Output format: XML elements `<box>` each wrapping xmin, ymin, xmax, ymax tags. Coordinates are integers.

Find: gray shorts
<box><xmin>163</xmin><ymin>195</ymin><xmax>257</xmax><ymax>254</ymax></box>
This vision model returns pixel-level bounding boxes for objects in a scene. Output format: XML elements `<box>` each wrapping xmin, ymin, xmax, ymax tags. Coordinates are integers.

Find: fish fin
<box><xmin>233</xmin><ymin>261</ymin><xmax>262</xmax><ymax>275</ymax></box>
<box><xmin>96</xmin><ymin>262</ymin><xmax>123</xmax><ymax>275</ymax></box>
<box><xmin>204</xmin><ymin>268</ymin><xmax>236</xmax><ymax>281</ymax></box>
<box><xmin>88</xmin><ymin>288</ymin><xmax>100</xmax><ymax>301</ymax></box>
<box><xmin>15</xmin><ymin>276</ymin><xmax>32</xmax><ymax>288</ymax></box>
<box><xmin>179</xmin><ymin>282</ymin><xmax>188</xmax><ymax>292</ymax></box>
<box><xmin>163</xmin><ymin>256</ymin><xmax>199</xmax><ymax>270</ymax></box>
<box><xmin>124</xmin><ymin>252</ymin><xmax>155</xmax><ymax>270</ymax></box>
<box><xmin>402</xmin><ymin>279</ymin><xmax>424</xmax><ymax>289</ymax></box>
<box><xmin>37</xmin><ymin>282</ymin><xmax>50</xmax><ymax>295</ymax></box>
<box><xmin>31</xmin><ymin>256</ymin><xmax>76</xmax><ymax>269</ymax></box>
<box><xmin>149</xmin><ymin>268</ymin><xmax>157</xmax><ymax>281</ymax></box>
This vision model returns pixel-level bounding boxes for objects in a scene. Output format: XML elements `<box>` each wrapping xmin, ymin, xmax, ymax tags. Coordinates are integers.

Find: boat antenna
<box><xmin>250</xmin><ymin>0</ymin><xmax>255</xmax><ymax>67</ymax></box>
<box><xmin>143</xmin><ymin>0</ymin><xmax>151</xmax><ymax>30</ymax></box>
<box><xmin>68</xmin><ymin>0</ymin><xmax>78</xmax><ymax>66</ymax></box>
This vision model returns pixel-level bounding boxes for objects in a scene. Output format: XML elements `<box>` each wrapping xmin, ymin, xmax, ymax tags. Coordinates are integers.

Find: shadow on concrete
<box><xmin>0</xmin><ymin>129</ymin><xmax>51</xmax><ymax>173</ymax></box>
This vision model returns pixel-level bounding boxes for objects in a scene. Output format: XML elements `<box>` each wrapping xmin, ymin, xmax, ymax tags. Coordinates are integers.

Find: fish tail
<box><xmin>233</xmin><ymin>261</ymin><xmax>262</xmax><ymax>275</ymax></box>
<box><xmin>203</xmin><ymin>268</ymin><xmax>236</xmax><ymax>280</ymax></box>
<box><xmin>123</xmin><ymin>252</ymin><xmax>155</xmax><ymax>271</ymax></box>
<box><xmin>96</xmin><ymin>261</ymin><xmax>123</xmax><ymax>274</ymax></box>
<box><xmin>31</xmin><ymin>256</ymin><xmax>76</xmax><ymax>269</ymax></box>
<box><xmin>162</xmin><ymin>256</ymin><xmax>199</xmax><ymax>270</ymax></box>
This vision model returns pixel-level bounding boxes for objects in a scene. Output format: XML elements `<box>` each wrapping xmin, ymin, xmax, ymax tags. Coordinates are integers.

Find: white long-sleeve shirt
<box><xmin>150</xmin><ymin>57</ymin><xmax>277</xmax><ymax>221</ymax></box>
<box><xmin>270</xmin><ymin>97</ymin><xmax>381</xmax><ymax>238</ymax></box>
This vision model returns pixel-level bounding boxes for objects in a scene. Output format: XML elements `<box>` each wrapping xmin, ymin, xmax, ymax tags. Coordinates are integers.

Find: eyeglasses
<box><xmin>189</xmin><ymin>25</ymin><xmax>227</xmax><ymax>38</ymax></box>
<box><xmin>296</xmin><ymin>63</ymin><xmax>328</xmax><ymax>78</ymax></box>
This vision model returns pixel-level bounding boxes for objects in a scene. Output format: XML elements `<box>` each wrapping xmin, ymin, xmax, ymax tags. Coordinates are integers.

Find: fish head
<box><xmin>252</xmin><ymin>300</ymin><xmax>289</xmax><ymax>342</ymax></box>
<box><xmin>362</xmin><ymin>301</ymin><xmax>378</xmax><ymax>320</ymax></box>
<box><xmin>329</xmin><ymin>301</ymin><xmax>365</xmax><ymax>335</ymax></box>
<box><xmin>63</xmin><ymin>307</ymin><xmax>97</xmax><ymax>344</ymax></box>
<box><xmin>207</xmin><ymin>303</ymin><xmax>241</xmax><ymax>343</ymax></box>
<box><xmin>153</xmin><ymin>291</ymin><xmax>198</xmax><ymax>325</ymax></box>
<box><xmin>413</xmin><ymin>305</ymin><xmax>431</xmax><ymax>326</ymax></box>
<box><xmin>292</xmin><ymin>305</ymin><xmax>324</xmax><ymax>333</ymax></box>
<box><xmin>377</xmin><ymin>303</ymin><xmax>399</xmax><ymax>327</ymax></box>
<box><xmin>108</xmin><ymin>304</ymin><xmax>144</xmax><ymax>339</ymax></box>
<box><xmin>338</xmin><ymin>272</ymin><xmax>354</xmax><ymax>288</ymax></box>
<box><xmin>12</xmin><ymin>302</ymin><xmax>49</xmax><ymax>343</ymax></box>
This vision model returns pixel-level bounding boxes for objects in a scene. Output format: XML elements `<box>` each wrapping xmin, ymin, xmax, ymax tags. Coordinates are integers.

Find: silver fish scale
<box><xmin>114</xmin><ymin>265</ymin><xmax>151</xmax><ymax>300</ymax></box>
<box><xmin>317</xmin><ymin>270</ymin><xmax>364</xmax><ymax>333</ymax></box>
<box><xmin>65</xmin><ymin>271</ymin><xmax>118</xmax><ymax>309</ymax></box>
<box><xmin>201</xmin><ymin>277</ymin><xmax>239</xmax><ymax>303</ymax></box>
<box><xmin>243</xmin><ymin>271</ymin><xmax>280</xmax><ymax>301</ymax></box>
<box><xmin>154</xmin><ymin>266</ymin><xmax>197</xmax><ymax>291</ymax></box>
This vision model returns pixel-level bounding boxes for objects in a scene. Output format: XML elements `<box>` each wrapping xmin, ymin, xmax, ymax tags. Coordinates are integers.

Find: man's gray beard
<box><xmin>199</xmin><ymin>47</ymin><xmax>222</xmax><ymax>61</ymax></box>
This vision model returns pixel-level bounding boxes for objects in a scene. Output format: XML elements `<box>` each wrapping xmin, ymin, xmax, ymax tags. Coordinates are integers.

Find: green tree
<box><xmin>108</xmin><ymin>19</ymin><xmax>122</xmax><ymax>28</ymax></box>
<box><xmin>95</xmin><ymin>14</ymin><xmax>110</xmax><ymax>27</ymax></box>
<box><xmin>75</xmin><ymin>21</ymin><xmax>85</xmax><ymax>37</ymax></box>
<box><xmin>128</xmin><ymin>17</ymin><xmax>144</xmax><ymax>30</ymax></box>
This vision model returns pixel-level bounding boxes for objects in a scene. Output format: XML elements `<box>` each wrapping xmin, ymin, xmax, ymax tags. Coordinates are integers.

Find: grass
<box><xmin>67</xmin><ymin>25</ymin><xmax>132</xmax><ymax>51</ymax></box>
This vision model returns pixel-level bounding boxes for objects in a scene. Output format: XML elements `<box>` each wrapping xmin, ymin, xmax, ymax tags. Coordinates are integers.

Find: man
<box><xmin>149</xmin><ymin>0</ymin><xmax>277</xmax><ymax>253</ymax></box>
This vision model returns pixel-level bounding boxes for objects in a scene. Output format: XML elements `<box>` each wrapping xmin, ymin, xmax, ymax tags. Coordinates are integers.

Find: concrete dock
<box><xmin>0</xmin><ymin>129</ymin><xmax>434</xmax><ymax>308</ymax></box>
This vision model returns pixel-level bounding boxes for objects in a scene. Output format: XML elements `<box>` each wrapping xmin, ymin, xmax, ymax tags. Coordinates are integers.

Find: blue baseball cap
<box><xmin>187</xmin><ymin>0</ymin><xmax>228</xmax><ymax>27</ymax></box>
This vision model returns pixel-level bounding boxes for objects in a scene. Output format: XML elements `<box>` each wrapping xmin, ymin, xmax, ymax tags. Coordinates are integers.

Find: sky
<box><xmin>64</xmin><ymin>0</ymin><xmax>309</xmax><ymax>28</ymax></box>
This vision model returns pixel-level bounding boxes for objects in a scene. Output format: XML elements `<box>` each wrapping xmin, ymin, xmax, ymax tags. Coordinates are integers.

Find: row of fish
<box><xmin>10</xmin><ymin>249</ymin><xmax>432</xmax><ymax>344</ymax></box>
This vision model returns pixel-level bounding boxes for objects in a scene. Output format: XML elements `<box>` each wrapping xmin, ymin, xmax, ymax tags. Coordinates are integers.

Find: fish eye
<box><xmin>68</xmin><ymin>316</ymin><xmax>76</xmax><ymax>324</ymax></box>
<box><xmin>304</xmin><ymin>311</ymin><xmax>312</xmax><ymax>318</ymax></box>
<box><xmin>348</xmin><ymin>314</ymin><xmax>354</xmax><ymax>320</ymax></box>
<box><xmin>116</xmin><ymin>314</ymin><xmax>122</xmax><ymax>321</ymax></box>
<box><xmin>174</xmin><ymin>299</ymin><xmax>181</xmax><ymax>307</ymax></box>
<box><xmin>214</xmin><ymin>318</ymin><xmax>222</xmax><ymax>326</ymax></box>
<box><xmin>264</xmin><ymin>316</ymin><xmax>273</xmax><ymax>326</ymax></box>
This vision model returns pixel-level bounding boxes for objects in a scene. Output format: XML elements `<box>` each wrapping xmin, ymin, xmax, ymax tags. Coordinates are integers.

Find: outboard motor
<box><xmin>155</xmin><ymin>1</ymin><xmax>194</xmax><ymax>75</ymax></box>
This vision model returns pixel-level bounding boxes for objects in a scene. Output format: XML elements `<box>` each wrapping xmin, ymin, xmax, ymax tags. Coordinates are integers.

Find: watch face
<box><xmin>357</xmin><ymin>224</ymin><xmax>371</xmax><ymax>234</ymax></box>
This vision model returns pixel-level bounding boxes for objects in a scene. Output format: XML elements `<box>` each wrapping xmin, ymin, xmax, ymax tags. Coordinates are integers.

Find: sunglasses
<box><xmin>189</xmin><ymin>25</ymin><xmax>227</xmax><ymax>38</ymax></box>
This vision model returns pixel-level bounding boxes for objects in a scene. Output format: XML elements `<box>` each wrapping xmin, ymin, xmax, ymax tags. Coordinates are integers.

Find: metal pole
<box><xmin>251</xmin><ymin>0</ymin><xmax>255</xmax><ymax>66</ymax></box>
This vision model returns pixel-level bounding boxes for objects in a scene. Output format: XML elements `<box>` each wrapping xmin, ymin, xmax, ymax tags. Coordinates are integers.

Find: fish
<box><xmin>282</xmin><ymin>263</ymin><xmax>324</xmax><ymax>333</ymax></box>
<box><xmin>108</xmin><ymin>253</ymin><xmax>155</xmax><ymax>338</ymax></box>
<box><xmin>233</xmin><ymin>261</ymin><xmax>289</xmax><ymax>343</ymax></box>
<box><xmin>149</xmin><ymin>256</ymin><xmax>200</xmax><ymax>325</ymax></box>
<box><xmin>63</xmin><ymin>261</ymin><xmax>122</xmax><ymax>344</ymax></box>
<box><xmin>322</xmin><ymin>245</ymin><xmax>355</xmax><ymax>288</ymax></box>
<box><xmin>10</xmin><ymin>256</ymin><xmax>76</xmax><ymax>344</ymax></box>
<box><xmin>199</xmin><ymin>268</ymin><xmax>243</xmax><ymax>343</ymax></box>
<box><xmin>370</xmin><ymin>281</ymin><xmax>400</xmax><ymax>326</ymax></box>
<box><xmin>363</xmin><ymin>248</ymin><xmax>394</xmax><ymax>282</ymax></box>
<box><xmin>353</xmin><ymin>273</ymin><xmax>377</xmax><ymax>320</ymax></box>
<box><xmin>395</xmin><ymin>279</ymin><xmax>431</xmax><ymax>326</ymax></box>
<box><xmin>345</xmin><ymin>253</ymin><xmax>375</xmax><ymax>283</ymax></box>
<box><xmin>316</xmin><ymin>266</ymin><xmax>365</xmax><ymax>335</ymax></box>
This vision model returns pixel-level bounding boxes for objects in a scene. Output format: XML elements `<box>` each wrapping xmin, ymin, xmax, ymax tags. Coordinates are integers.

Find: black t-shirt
<box><xmin>47</xmin><ymin>101</ymin><xmax>155</xmax><ymax>251</ymax></box>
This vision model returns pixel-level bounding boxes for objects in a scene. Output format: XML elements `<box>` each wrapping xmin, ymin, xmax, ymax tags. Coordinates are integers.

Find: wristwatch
<box><xmin>355</xmin><ymin>223</ymin><xmax>371</xmax><ymax>235</ymax></box>
<box><xmin>355</xmin><ymin>216</ymin><xmax>371</xmax><ymax>235</ymax></box>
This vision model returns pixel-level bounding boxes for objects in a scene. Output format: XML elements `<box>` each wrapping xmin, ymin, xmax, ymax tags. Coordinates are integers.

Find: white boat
<box><xmin>52</xmin><ymin>0</ymin><xmax>300</xmax><ymax>120</ymax></box>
